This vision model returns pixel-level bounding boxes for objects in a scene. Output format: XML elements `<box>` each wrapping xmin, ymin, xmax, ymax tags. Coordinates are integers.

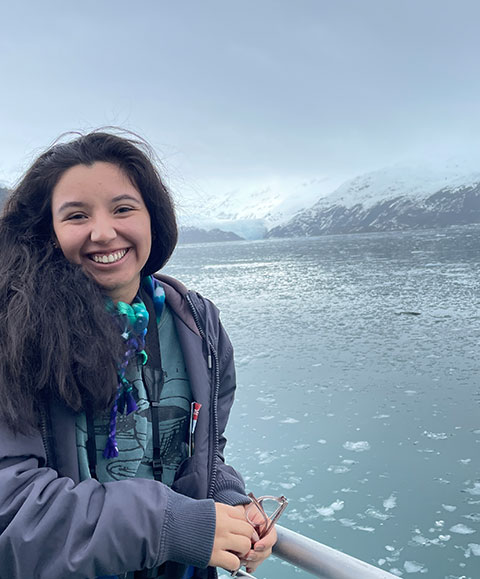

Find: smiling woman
<box><xmin>52</xmin><ymin>162</ymin><xmax>152</xmax><ymax>303</ymax></box>
<box><xmin>0</xmin><ymin>130</ymin><xmax>277</xmax><ymax>579</ymax></box>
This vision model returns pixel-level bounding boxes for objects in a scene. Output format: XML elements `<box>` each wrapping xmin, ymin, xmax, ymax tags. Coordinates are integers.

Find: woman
<box><xmin>0</xmin><ymin>130</ymin><xmax>276</xmax><ymax>578</ymax></box>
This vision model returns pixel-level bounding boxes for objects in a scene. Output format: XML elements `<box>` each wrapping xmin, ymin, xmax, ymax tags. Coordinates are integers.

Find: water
<box><xmin>163</xmin><ymin>225</ymin><xmax>480</xmax><ymax>578</ymax></box>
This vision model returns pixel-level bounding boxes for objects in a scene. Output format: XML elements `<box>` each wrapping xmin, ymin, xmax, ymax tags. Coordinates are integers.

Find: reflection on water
<box><xmin>164</xmin><ymin>225</ymin><xmax>480</xmax><ymax>579</ymax></box>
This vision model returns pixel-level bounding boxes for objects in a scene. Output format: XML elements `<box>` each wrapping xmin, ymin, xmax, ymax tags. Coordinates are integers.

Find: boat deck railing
<box><xmin>271</xmin><ymin>525</ymin><xmax>398</xmax><ymax>578</ymax></box>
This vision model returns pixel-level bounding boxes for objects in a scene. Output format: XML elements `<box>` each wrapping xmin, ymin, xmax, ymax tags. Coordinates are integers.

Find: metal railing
<box><xmin>272</xmin><ymin>525</ymin><xmax>398</xmax><ymax>578</ymax></box>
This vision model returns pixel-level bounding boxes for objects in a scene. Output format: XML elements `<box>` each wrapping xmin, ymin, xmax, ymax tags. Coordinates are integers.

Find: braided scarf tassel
<box><xmin>103</xmin><ymin>304</ymin><xmax>149</xmax><ymax>459</ymax></box>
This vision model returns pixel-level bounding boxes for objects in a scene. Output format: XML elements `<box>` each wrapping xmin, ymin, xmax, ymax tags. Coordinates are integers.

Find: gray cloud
<box><xmin>1</xmin><ymin>0</ymin><xmax>480</xmax><ymax>197</ymax></box>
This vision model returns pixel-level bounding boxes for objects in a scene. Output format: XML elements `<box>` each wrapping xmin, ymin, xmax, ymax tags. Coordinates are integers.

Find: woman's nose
<box><xmin>90</xmin><ymin>219</ymin><xmax>117</xmax><ymax>243</ymax></box>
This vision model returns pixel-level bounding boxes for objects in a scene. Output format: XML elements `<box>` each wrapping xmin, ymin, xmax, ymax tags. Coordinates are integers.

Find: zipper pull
<box><xmin>207</xmin><ymin>352</ymin><xmax>212</xmax><ymax>369</ymax></box>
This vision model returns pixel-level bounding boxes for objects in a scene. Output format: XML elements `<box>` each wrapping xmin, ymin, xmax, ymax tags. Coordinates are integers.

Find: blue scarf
<box><xmin>103</xmin><ymin>276</ymin><xmax>165</xmax><ymax>459</ymax></box>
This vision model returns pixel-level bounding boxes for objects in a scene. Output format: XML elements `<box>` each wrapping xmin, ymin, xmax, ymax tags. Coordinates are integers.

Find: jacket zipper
<box><xmin>38</xmin><ymin>403</ymin><xmax>54</xmax><ymax>468</ymax></box>
<box><xmin>185</xmin><ymin>293</ymin><xmax>220</xmax><ymax>499</ymax></box>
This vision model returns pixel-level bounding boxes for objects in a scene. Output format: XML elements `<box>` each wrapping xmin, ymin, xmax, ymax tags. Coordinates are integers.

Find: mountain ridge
<box><xmin>267</xmin><ymin>166</ymin><xmax>480</xmax><ymax>238</ymax></box>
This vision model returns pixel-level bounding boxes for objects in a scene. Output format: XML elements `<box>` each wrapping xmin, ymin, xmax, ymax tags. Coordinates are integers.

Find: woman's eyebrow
<box><xmin>55</xmin><ymin>201</ymin><xmax>87</xmax><ymax>214</ymax></box>
<box><xmin>111</xmin><ymin>194</ymin><xmax>142</xmax><ymax>204</ymax></box>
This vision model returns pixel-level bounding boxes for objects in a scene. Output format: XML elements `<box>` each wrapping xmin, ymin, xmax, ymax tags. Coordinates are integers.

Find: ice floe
<box><xmin>449</xmin><ymin>523</ymin><xmax>476</xmax><ymax>534</ymax></box>
<box><xmin>343</xmin><ymin>440</ymin><xmax>371</xmax><ymax>452</ymax></box>
<box><xmin>442</xmin><ymin>504</ymin><xmax>457</xmax><ymax>512</ymax></box>
<box><xmin>366</xmin><ymin>508</ymin><xmax>390</xmax><ymax>521</ymax></box>
<box><xmin>383</xmin><ymin>493</ymin><xmax>397</xmax><ymax>510</ymax></box>
<box><xmin>315</xmin><ymin>500</ymin><xmax>344</xmax><ymax>517</ymax></box>
<box><xmin>466</xmin><ymin>543</ymin><xmax>480</xmax><ymax>557</ymax></box>
<box><xmin>404</xmin><ymin>560</ymin><xmax>428</xmax><ymax>573</ymax></box>
<box><xmin>423</xmin><ymin>430</ymin><xmax>448</xmax><ymax>440</ymax></box>
<box><xmin>464</xmin><ymin>482</ymin><xmax>480</xmax><ymax>495</ymax></box>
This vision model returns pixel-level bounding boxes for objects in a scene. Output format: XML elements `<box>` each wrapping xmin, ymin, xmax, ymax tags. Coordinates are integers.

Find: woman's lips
<box><xmin>88</xmin><ymin>248</ymin><xmax>129</xmax><ymax>264</ymax></box>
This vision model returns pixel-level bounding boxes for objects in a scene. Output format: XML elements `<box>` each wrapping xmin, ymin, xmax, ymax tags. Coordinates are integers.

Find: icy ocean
<box><xmin>164</xmin><ymin>224</ymin><xmax>480</xmax><ymax>579</ymax></box>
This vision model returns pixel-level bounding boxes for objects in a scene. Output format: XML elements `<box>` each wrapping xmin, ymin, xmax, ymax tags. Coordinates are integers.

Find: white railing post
<box><xmin>272</xmin><ymin>525</ymin><xmax>398</xmax><ymax>578</ymax></box>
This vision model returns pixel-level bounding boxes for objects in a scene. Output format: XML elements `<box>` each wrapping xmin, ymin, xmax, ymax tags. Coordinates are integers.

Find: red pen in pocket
<box><xmin>188</xmin><ymin>402</ymin><xmax>202</xmax><ymax>456</ymax></box>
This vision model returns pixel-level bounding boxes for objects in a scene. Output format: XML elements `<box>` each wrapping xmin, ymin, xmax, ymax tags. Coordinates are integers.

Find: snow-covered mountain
<box><xmin>176</xmin><ymin>177</ymin><xmax>339</xmax><ymax>240</ymax></box>
<box><xmin>267</xmin><ymin>164</ymin><xmax>480</xmax><ymax>238</ymax></box>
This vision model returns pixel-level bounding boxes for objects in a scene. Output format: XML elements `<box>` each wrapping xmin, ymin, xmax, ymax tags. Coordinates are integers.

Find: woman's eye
<box><xmin>66</xmin><ymin>213</ymin><xmax>87</xmax><ymax>221</ymax></box>
<box><xmin>115</xmin><ymin>206</ymin><xmax>134</xmax><ymax>214</ymax></box>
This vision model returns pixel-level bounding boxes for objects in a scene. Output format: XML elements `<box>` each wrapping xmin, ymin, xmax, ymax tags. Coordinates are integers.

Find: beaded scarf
<box><xmin>103</xmin><ymin>276</ymin><xmax>165</xmax><ymax>458</ymax></box>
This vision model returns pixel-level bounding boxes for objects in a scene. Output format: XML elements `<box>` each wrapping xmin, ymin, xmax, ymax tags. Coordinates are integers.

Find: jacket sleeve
<box><xmin>211</xmin><ymin>320</ymin><xmax>250</xmax><ymax>507</ymax></box>
<box><xmin>0</xmin><ymin>421</ymin><xmax>216</xmax><ymax>579</ymax></box>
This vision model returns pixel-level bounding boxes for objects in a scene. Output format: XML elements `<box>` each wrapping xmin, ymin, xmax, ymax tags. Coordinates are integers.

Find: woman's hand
<box><xmin>208</xmin><ymin>503</ymin><xmax>257</xmax><ymax>572</ymax></box>
<box><xmin>234</xmin><ymin>504</ymin><xmax>278</xmax><ymax>574</ymax></box>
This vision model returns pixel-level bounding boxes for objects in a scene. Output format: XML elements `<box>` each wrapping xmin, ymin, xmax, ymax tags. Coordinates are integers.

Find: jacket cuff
<box><xmin>162</xmin><ymin>495</ymin><xmax>216</xmax><ymax>568</ymax></box>
<box><xmin>214</xmin><ymin>488</ymin><xmax>251</xmax><ymax>506</ymax></box>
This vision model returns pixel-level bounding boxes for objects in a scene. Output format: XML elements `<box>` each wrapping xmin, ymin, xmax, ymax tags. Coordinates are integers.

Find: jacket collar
<box><xmin>154</xmin><ymin>273</ymin><xmax>201</xmax><ymax>337</ymax></box>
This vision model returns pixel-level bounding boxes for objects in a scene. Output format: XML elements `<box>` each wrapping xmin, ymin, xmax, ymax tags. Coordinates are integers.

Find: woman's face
<box><xmin>51</xmin><ymin>161</ymin><xmax>152</xmax><ymax>303</ymax></box>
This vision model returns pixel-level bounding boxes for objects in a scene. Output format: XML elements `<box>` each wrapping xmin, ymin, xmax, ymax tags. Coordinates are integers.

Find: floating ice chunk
<box><xmin>378</xmin><ymin>558</ymin><xmax>386</xmax><ymax>566</ymax></box>
<box><xmin>328</xmin><ymin>465</ymin><xmax>351</xmax><ymax>474</ymax></box>
<box><xmin>316</xmin><ymin>500</ymin><xmax>344</xmax><ymax>517</ymax></box>
<box><xmin>450</xmin><ymin>524</ymin><xmax>476</xmax><ymax>534</ymax></box>
<box><xmin>373</xmin><ymin>414</ymin><xmax>390</xmax><ymax>419</ymax></box>
<box><xmin>459</xmin><ymin>458</ymin><xmax>471</xmax><ymax>464</ymax></box>
<box><xmin>260</xmin><ymin>415</ymin><xmax>275</xmax><ymax>420</ymax></box>
<box><xmin>256</xmin><ymin>396</ymin><xmax>275</xmax><ymax>403</ymax></box>
<box><xmin>281</xmin><ymin>417</ymin><xmax>299</xmax><ymax>424</ymax></box>
<box><xmin>464</xmin><ymin>513</ymin><xmax>480</xmax><ymax>522</ymax></box>
<box><xmin>339</xmin><ymin>518</ymin><xmax>356</xmax><ymax>527</ymax></box>
<box><xmin>385</xmin><ymin>545</ymin><xmax>396</xmax><ymax>552</ymax></box>
<box><xmin>354</xmin><ymin>525</ymin><xmax>375</xmax><ymax>532</ymax></box>
<box><xmin>389</xmin><ymin>569</ymin><xmax>402</xmax><ymax>577</ymax></box>
<box><xmin>255</xmin><ymin>451</ymin><xmax>277</xmax><ymax>464</ymax></box>
<box><xmin>404</xmin><ymin>560</ymin><xmax>428</xmax><ymax>573</ymax></box>
<box><xmin>468</xmin><ymin>543</ymin><xmax>480</xmax><ymax>556</ymax></box>
<box><xmin>293</xmin><ymin>443</ymin><xmax>310</xmax><ymax>450</ymax></box>
<box><xmin>279</xmin><ymin>482</ymin><xmax>296</xmax><ymax>490</ymax></box>
<box><xmin>411</xmin><ymin>535</ymin><xmax>429</xmax><ymax>546</ymax></box>
<box><xmin>404</xmin><ymin>390</ymin><xmax>418</xmax><ymax>396</ymax></box>
<box><xmin>442</xmin><ymin>504</ymin><xmax>457</xmax><ymax>512</ymax></box>
<box><xmin>465</xmin><ymin>482</ymin><xmax>480</xmax><ymax>495</ymax></box>
<box><xmin>366</xmin><ymin>508</ymin><xmax>390</xmax><ymax>521</ymax></box>
<box><xmin>438</xmin><ymin>535</ymin><xmax>450</xmax><ymax>541</ymax></box>
<box><xmin>423</xmin><ymin>431</ymin><xmax>448</xmax><ymax>440</ymax></box>
<box><xmin>317</xmin><ymin>439</ymin><xmax>327</xmax><ymax>444</ymax></box>
<box><xmin>384</xmin><ymin>493</ymin><xmax>397</xmax><ymax>511</ymax></box>
<box><xmin>343</xmin><ymin>440</ymin><xmax>371</xmax><ymax>452</ymax></box>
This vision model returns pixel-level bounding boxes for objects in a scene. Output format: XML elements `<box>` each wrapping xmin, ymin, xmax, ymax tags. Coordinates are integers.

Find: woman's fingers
<box><xmin>245</xmin><ymin>526</ymin><xmax>277</xmax><ymax>572</ymax></box>
<box><xmin>208</xmin><ymin>503</ymin><xmax>256</xmax><ymax>570</ymax></box>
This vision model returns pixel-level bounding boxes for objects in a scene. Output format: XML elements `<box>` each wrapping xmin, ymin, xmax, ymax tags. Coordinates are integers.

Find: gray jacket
<box><xmin>0</xmin><ymin>275</ymin><xmax>248</xmax><ymax>578</ymax></box>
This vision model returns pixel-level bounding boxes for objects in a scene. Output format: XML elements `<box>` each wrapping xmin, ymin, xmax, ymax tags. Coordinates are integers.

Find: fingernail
<box><xmin>255</xmin><ymin>544</ymin><xmax>266</xmax><ymax>552</ymax></box>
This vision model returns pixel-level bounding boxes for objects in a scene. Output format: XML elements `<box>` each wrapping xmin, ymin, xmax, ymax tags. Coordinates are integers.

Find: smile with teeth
<box><xmin>90</xmin><ymin>249</ymin><xmax>128</xmax><ymax>264</ymax></box>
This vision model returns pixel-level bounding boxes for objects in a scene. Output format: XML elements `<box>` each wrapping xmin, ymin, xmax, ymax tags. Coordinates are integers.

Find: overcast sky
<box><xmin>2</xmin><ymin>0</ymin><xmax>480</xmax><ymax>202</ymax></box>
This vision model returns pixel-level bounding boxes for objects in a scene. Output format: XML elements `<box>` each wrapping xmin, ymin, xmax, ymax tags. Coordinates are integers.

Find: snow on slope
<box><xmin>176</xmin><ymin>176</ymin><xmax>341</xmax><ymax>239</ymax></box>
<box><xmin>317</xmin><ymin>163</ymin><xmax>480</xmax><ymax>210</ymax></box>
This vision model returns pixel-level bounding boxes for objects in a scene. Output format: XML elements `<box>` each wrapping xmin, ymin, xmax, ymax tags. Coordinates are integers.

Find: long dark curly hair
<box><xmin>0</xmin><ymin>130</ymin><xmax>178</xmax><ymax>432</ymax></box>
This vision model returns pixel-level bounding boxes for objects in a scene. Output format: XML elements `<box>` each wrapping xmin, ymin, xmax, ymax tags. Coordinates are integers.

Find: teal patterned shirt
<box><xmin>76</xmin><ymin>303</ymin><xmax>192</xmax><ymax>487</ymax></box>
